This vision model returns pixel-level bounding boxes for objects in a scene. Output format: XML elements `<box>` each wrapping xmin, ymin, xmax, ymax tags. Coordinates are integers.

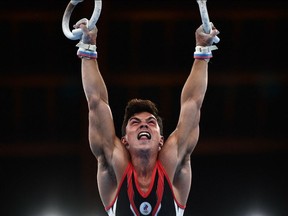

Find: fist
<box><xmin>73</xmin><ymin>18</ymin><xmax>98</xmax><ymax>45</ymax></box>
<box><xmin>195</xmin><ymin>23</ymin><xmax>219</xmax><ymax>46</ymax></box>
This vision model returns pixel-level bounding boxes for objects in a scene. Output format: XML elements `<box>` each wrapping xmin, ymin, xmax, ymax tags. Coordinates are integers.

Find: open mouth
<box><xmin>137</xmin><ymin>132</ymin><xmax>151</xmax><ymax>140</ymax></box>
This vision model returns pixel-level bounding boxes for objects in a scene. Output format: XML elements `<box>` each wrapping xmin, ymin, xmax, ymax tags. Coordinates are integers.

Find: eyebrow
<box><xmin>129</xmin><ymin>117</ymin><xmax>140</xmax><ymax>122</ymax></box>
<box><xmin>129</xmin><ymin>116</ymin><xmax>157</xmax><ymax>122</ymax></box>
<box><xmin>147</xmin><ymin>116</ymin><xmax>157</xmax><ymax>121</ymax></box>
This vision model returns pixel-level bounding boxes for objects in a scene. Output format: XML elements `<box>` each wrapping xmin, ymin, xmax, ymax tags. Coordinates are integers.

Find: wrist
<box><xmin>76</xmin><ymin>42</ymin><xmax>97</xmax><ymax>59</ymax></box>
<box><xmin>76</xmin><ymin>41</ymin><xmax>96</xmax><ymax>51</ymax></box>
<box><xmin>77</xmin><ymin>48</ymin><xmax>97</xmax><ymax>59</ymax></box>
<box><xmin>194</xmin><ymin>45</ymin><xmax>217</xmax><ymax>62</ymax></box>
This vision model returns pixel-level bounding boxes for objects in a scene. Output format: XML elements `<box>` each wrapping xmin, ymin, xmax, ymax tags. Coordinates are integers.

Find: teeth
<box><xmin>138</xmin><ymin>132</ymin><xmax>151</xmax><ymax>139</ymax></box>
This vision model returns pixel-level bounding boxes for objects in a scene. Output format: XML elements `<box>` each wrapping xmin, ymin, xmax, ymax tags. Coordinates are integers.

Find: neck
<box><xmin>131</xmin><ymin>149</ymin><xmax>157</xmax><ymax>178</ymax></box>
<box><xmin>131</xmin><ymin>152</ymin><xmax>157</xmax><ymax>193</ymax></box>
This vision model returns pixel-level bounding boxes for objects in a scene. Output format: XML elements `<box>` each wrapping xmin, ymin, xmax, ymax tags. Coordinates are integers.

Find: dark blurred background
<box><xmin>1</xmin><ymin>0</ymin><xmax>287</xmax><ymax>215</ymax></box>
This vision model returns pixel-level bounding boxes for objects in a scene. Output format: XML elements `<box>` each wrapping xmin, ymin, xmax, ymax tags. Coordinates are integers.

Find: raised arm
<box><xmin>75</xmin><ymin>20</ymin><xmax>129</xmax><ymax>206</ymax></box>
<box><xmin>75</xmin><ymin>20</ymin><xmax>128</xmax><ymax>168</ymax></box>
<box><xmin>74</xmin><ymin>20</ymin><xmax>113</xmax><ymax>156</ymax></box>
<box><xmin>159</xmin><ymin>25</ymin><xmax>219</xmax><ymax>198</ymax></box>
<box><xmin>176</xmin><ymin>24</ymin><xmax>219</xmax><ymax>155</ymax></box>
<box><xmin>74</xmin><ymin>19</ymin><xmax>130</xmax><ymax>207</ymax></box>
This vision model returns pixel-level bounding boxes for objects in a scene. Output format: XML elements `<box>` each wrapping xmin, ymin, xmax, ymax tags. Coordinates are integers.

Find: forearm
<box><xmin>181</xmin><ymin>59</ymin><xmax>208</xmax><ymax>107</ymax></box>
<box><xmin>180</xmin><ymin>23</ymin><xmax>219</xmax><ymax>106</ymax></box>
<box><xmin>81</xmin><ymin>58</ymin><xmax>109</xmax><ymax>105</ymax></box>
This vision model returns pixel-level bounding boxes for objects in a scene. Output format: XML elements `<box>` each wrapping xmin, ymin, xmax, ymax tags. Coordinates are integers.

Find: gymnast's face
<box><xmin>121</xmin><ymin>112</ymin><xmax>164</xmax><ymax>153</ymax></box>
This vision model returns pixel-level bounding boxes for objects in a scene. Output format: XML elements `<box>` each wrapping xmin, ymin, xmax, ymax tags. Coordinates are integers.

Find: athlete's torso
<box><xmin>106</xmin><ymin>161</ymin><xmax>185</xmax><ymax>216</ymax></box>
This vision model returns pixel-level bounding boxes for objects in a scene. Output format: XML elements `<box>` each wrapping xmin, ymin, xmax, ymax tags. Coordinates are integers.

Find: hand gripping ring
<box><xmin>62</xmin><ymin>0</ymin><xmax>102</xmax><ymax>40</ymax></box>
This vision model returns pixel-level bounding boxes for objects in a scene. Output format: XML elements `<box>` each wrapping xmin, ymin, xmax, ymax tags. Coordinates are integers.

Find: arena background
<box><xmin>1</xmin><ymin>0</ymin><xmax>287</xmax><ymax>215</ymax></box>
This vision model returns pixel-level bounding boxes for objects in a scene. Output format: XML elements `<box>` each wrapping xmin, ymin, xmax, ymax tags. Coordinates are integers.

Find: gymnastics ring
<box><xmin>62</xmin><ymin>0</ymin><xmax>102</xmax><ymax>40</ymax></box>
<box><xmin>196</xmin><ymin>0</ymin><xmax>220</xmax><ymax>43</ymax></box>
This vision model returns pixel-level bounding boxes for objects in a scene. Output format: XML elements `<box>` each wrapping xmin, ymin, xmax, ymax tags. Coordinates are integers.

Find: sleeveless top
<box><xmin>105</xmin><ymin>161</ymin><xmax>185</xmax><ymax>216</ymax></box>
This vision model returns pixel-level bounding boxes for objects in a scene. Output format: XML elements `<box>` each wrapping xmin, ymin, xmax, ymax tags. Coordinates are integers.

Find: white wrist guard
<box><xmin>76</xmin><ymin>42</ymin><xmax>97</xmax><ymax>59</ymax></box>
<box><xmin>194</xmin><ymin>45</ymin><xmax>218</xmax><ymax>61</ymax></box>
<box><xmin>76</xmin><ymin>41</ymin><xmax>97</xmax><ymax>51</ymax></box>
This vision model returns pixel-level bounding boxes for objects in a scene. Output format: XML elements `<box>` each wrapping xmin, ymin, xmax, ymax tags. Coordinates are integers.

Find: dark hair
<box><xmin>121</xmin><ymin>99</ymin><xmax>163</xmax><ymax>136</ymax></box>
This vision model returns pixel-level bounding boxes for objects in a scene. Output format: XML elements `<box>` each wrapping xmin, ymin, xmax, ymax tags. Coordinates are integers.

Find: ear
<box><xmin>158</xmin><ymin>136</ymin><xmax>164</xmax><ymax>151</ymax></box>
<box><xmin>121</xmin><ymin>136</ymin><xmax>129</xmax><ymax>149</ymax></box>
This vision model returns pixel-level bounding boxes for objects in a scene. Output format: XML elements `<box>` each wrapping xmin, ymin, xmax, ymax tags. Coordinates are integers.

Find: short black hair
<box><xmin>121</xmin><ymin>99</ymin><xmax>163</xmax><ymax>136</ymax></box>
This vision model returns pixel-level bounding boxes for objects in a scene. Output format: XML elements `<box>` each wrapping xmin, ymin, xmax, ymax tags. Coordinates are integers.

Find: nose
<box><xmin>140</xmin><ymin>123</ymin><xmax>148</xmax><ymax>129</ymax></box>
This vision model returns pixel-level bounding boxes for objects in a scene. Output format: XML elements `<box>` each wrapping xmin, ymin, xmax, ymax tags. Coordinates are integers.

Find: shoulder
<box><xmin>99</xmin><ymin>138</ymin><xmax>130</xmax><ymax>181</ymax></box>
<box><xmin>157</xmin><ymin>155</ymin><xmax>192</xmax><ymax>206</ymax></box>
<box><xmin>97</xmin><ymin>144</ymin><xmax>131</xmax><ymax>207</ymax></box>
<box><xmin>158</xmin><ymin>133</ymin><xmax>179</xmax><ymax>180</ymax></box>
<box><xmin>159</xmin><ymin>130</ymin><xmax>194</xmax><ymax>178</ymax></box>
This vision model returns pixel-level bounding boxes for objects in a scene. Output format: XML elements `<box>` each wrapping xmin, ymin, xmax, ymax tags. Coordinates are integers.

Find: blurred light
<box><xmin>33</xmin><ymin>205</ymin><xmax>66</xmax><ymax>216</ymax></box>
<box><xmin>245</xmin><ymin>209</ymin><xmax>269</xmax><ymax>216</ymax></box>
<box><xmin>249</xmin><ymin>214</ymin><xmax>265</xmax><ymax>216</ymax></box>
<box><xmin>42</xmin><ymin>213</ymin><xmax>63</xmax><ymax>216</ymax></box>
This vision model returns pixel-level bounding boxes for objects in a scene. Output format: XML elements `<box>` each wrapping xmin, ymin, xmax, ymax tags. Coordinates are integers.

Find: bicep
<box><xmin>88</xmin><ymin>100</ymin><xmax>117</xmax><ymax>158</ymax></box>
<box><xmin>160</xmin><ymin>99</ymin><xmax>200</xmax><ymax>167</ymax></box>
<box><xmin>89</xmin><ymin>100</ymin><xmax>129</xmax><ymax>181</ymax></box>
<box><xmin>88</xmin><ymin>99</ymin><xmax>129</xmax><ymax>162</ymax></box>
<box><xmin>96</xmin><ymin>139</ymin><xmax>129</xmax><ymax>206</ymax></box>
<box><xmin>176</xmin><ymin>99</ymin><xmax>200</xmax><ymax>154</ymax></box>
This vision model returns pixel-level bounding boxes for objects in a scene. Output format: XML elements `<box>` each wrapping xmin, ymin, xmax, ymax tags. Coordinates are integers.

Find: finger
<box><xmin>210</xmin><ymin>22</ymin><xmax>215</xmax><ymax>28</ymax></box>
<box><xmin>73</xmin><ymin>18</ymin><xmax>89</xmax><ymax>29</ymax></box>
<box><xmin>210</xmin><ymin>29</ymin><xmax>220</xmax><ymax>37</ymax></box>
<box><xmin>79</xmin><ymin>24</ymin><xmax>89</xmax><ymax>35</ymax></box>
<box><xmin>209</xmin><ymin>22</ymin><xmax>220</xmax><ymax>36</ymax></box>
